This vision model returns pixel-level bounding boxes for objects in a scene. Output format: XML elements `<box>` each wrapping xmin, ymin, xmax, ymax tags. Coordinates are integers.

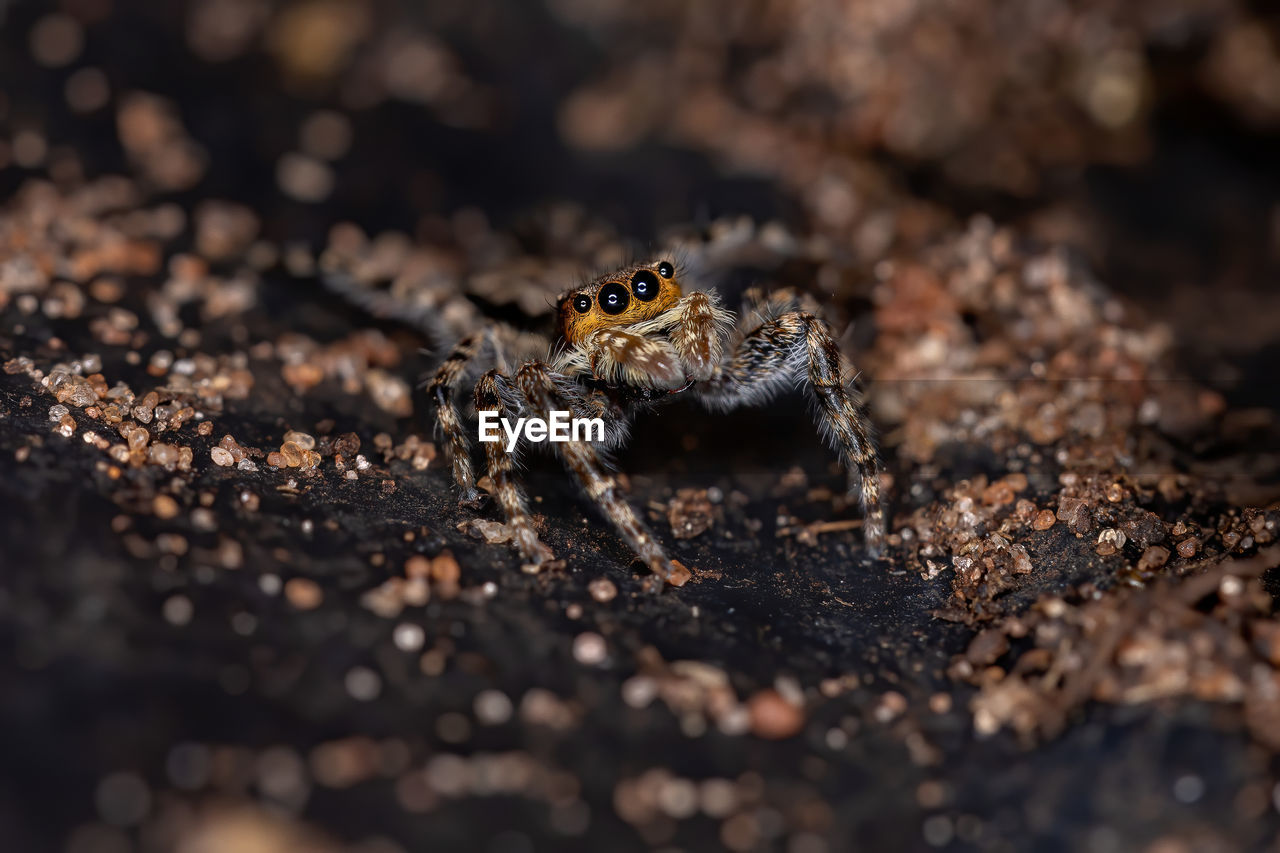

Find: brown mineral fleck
<box><xmin>280</xmin><ymin>441</ymin><xmax>303</xmax><ymax>467</ymax></box>
<box><xmin>152</xmin><ymin>494</ymin><xmax>180</xmax><ymax>519</ymax></box>
<box><xmin>148</xmin><ymin>443</ymin><xmax>179</xmax><ymax>467</ymax></box>
<box><xmin>1056</xmin><ymin>497</ymin><xmax>1093</xmax><ymax>535</ymax></box>
<box><xmin>1031</xmin><ymin>510</ymin><xmax>1056</xmax><ymax>530</ymax></box>
<box><xmin>284</xmin><ymin>578</ymin><xmax>323</xmax><ymax>610</ymax></box>
<box><xmin>588</xmin><ymin>578</ymin><xmax>618</xmax><ymax>603</ymax></box>
<box><xmin>1177</xmin><ymin>538</ymin><xmax>1200</xmax><ymax>558</ymax></box>
<box><xmin>966</xmin><ymin>629</ymin><xmax>1009</xmax><ymax>666</ymax></box>
<box><xmin>429</xmin><ymin>551</ymin><xmax>461</xmax><ymax>585</ymax></box>
<box><xmin>981</xmin><ymin>479</ymin><xmax>1015</xmax><ymax>506</ymax></box>
<box><xmin>282</xmin><ymin>362</ymin><xmax>324</xmax><ymax>391</ymax></box>
<box><xmin>1137</xmin><ymin>546</ymin><xmax>1170</xmax><ymax>572</ymax></box>
<box><xmin>218</xmin><ymin>435</ymin><xmax>245</xmax><ymax>461</ymax></box>
<box><xmin>283</xmin><ymin>430</ymin><xmax>315</xmax><ymax>450</ymax></box>
<box><xmin>333</xmin><ymin>432</ymin><xmax>361</xmax><ymax>457</ymax></box>
<box><xmin>457</xmin><ymin>519</ymin><xmax>513</xmax><ymax>544</ymax></box>
<box><xmin>668</xmin><ymin>488</ymin><xmax>716</xmax><ymax>539</ymax></box>
<box><xmin>747</xmin><ymin>689</ymin><xmax>804</xmax><ymax>739</ymax></box>
<box><xmin>405</xmin><ymin>556</ymin><xmax>430</xmax><ymax>579</ymax></box>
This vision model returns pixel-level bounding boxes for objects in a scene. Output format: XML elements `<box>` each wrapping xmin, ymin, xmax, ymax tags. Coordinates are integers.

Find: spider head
<box><xmin>557</xmin><ymin>260</ymin><xmax>682</xmax><ymax>345</ymax></box>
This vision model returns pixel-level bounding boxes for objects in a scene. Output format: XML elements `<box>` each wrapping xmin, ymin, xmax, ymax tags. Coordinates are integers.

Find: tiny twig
<box><xmin>778</xmin><ymin>518</ymin><xmax>864</xmax><ymax>537</ymax></box>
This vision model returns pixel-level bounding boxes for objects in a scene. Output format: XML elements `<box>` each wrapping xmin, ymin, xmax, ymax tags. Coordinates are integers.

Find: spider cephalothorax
<box><xmin>428</xmin><ymin>259</ymin><xmax>886</xmax><ymax>585</ymax></box>
<box><xmin>558</xmin><ymin>260</ymin><xmax>682</xmax><ymax>346</ymax></box>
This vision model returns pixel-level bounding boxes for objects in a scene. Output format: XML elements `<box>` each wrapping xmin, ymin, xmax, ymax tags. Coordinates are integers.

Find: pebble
<box><xmin>210</xmin><ymin>446</ymin><xmax>233</xmax><ymax>466</ymax></box>
<box><xmin>430</xmin><ymin>552</ymin><xmax>461</xmax><ymax>584</ymax></box>
<box><xmin>284</xmin><ymin>577</ymin><xmax>322</xmax><ymax>609</ymax></box>
<box><xmin>1137</xmin><ymin>545</ymin><xmax>1170</xmax><ymax>571</ymax></box>
<box><xmin>405</xmin><ymin>555</ymin><xmax>430</xmax><ymax>578</ymax></box>
<box><xmin>345</xmin><ymin>666</ymin><xmax>382</xmax><ymax>701</ymax></box>
<box><xmin>162</xmin><ymin>594</ymin><xmax>193</xmax><ymax>626</ymax></box>
<box><xmin>700</xmin><ymin>778</ymin><xmax>738</xmax><ymax>817</ymax></box>
<box><xmin>474</xmin><ymin>689</ymin><xmax>514</xmax><ymax>725</ymax></box>
<box><xmin>1031</xmin><ymin>509</ymin><xmax>1056</xmax><ymax>530</ymax></box>
<box><xmin>747</xmin><ymin>689</ymin><xmax>804</xmax><ymax>739</ymax></box>
<box><xmin>393</xmin><ymin>622</ymin><xmax>425</xmax><ymax>651</ymax></box>
<box><xmin>152</xmin><ymin>494</ymin><xmax>180</xmax><ymax>519</ymax></box>
<box><xmin>283</xmin><ymin>430</ymin><xmax>315</xmax><ymax>450</ymax></box>
<box><xmin>621</xmin><ymin>675</ymin><xmax>658</xmax><ymax>708</ymax></box>
<box><xmin>572</xmin><ymin>632</ymin><xmax>607</xmax><ymax>666</ymax></box>
<box><xmin>148</xmin><ymin>443</ymin><xmax>179</xmax><ymax>466</ymax></box>
<box><xmin>588</xmin><ymin>578</ymin><xmax>618</xmax><ymax>602</ymax></box>
<box><xmin>873</xmin><ymin>691</ymin><xmax>908</xmax><ymax>723</ymax></box>
<box><xmin>280</xmin><ymin>441</ymin><xmax>303</xmax><ymax>466</ymax></box>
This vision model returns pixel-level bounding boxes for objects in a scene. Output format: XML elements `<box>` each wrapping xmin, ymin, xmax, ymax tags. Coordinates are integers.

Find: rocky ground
<box><xmin>2</xmin><ymin>2</ymin><xmax>1280</xmax><ymax>852</ymax></box>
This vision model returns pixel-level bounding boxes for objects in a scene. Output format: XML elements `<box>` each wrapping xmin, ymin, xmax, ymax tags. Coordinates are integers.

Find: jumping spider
<box><xmin>428</xmin><ymin>260</ymin><xmax>885</xmax><ymax>584</ymax></box>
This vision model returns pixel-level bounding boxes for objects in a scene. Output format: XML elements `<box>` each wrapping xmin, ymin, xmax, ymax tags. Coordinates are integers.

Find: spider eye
<box><xmin>597</xmin><ymin>281</ymin><xmax>630</xmax><ymax>316</ymax></box>
<box><xmin>571</xmin><ymin>294</ymin><xmax>592</xmax><ymax>314</ymax></box>
<box><xmin>630</xmin><ymin>269</ymin><xmax>660</xmax><ymax>302</ymax></box>
<box><xmin>657</xmin><ymin>260</ymin><xmax>674</xmax><ymax>279</ymax></box>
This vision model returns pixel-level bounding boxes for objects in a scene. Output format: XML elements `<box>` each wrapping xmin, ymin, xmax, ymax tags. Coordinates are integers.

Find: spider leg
<box><xmin>424</xmin><ymin>323</ymin><xmax>553</xmax><ymax>502</ymax></box>
<box><xmin>699</xmin><ymin>311</ymin><xmax>886</xmax><ymax>555</ymax></box>
<box><xmin>568</xmin><ymin>385</ymin><xmax>635</xmax><ymax>451</ymax></box>
<box><xmin>474</xmin><ymin>369</ymin><xmax>555</xmax><ymax>565</ymax></box>
<box><xmin>515</xmin><ymin>361</ymin><xmax>678</xmax><ymax>583</ymax></box>
<box><xmin>426</xmin><ymin>332</ymin><xmax>487</xmax><ymax>500</ymax></box>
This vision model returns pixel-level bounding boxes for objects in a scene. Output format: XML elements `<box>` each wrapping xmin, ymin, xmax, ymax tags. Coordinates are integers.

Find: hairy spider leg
<box><xmin>427</xmin><ymin>325</ymin><xmax>552</xmax><ymax>501</ymax></box>
<box><xmin>514</xmin><ymin>361</ymin><xmax>678</xmax><ymax>582</ymax></box>
<box><xmin>427</xmin><ymin>332</ymin><xmax>487</xmax><ymax>500</ymax></box>
<box><xmin>473</xmin><ymin>369</ymin><xmax>555</xmax><ymax>565</ymax></box>
<box><xmin>699</xmin><ymin>312</ymin><xmax>886</xmax><ymax>555</ymax></box>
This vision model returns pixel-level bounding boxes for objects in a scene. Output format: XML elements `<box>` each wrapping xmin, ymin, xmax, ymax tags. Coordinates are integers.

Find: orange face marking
<box><xmin>558</xmin><ymin>261</ymin><xmax>682</xmax><ymax>346</ymax></box>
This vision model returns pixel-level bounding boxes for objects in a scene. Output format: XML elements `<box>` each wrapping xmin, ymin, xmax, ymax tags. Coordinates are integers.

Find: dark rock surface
<box><xmin>2</xmin><ymin>2</ymin><xmax>1280</xmax><ymax>852</ymax></box>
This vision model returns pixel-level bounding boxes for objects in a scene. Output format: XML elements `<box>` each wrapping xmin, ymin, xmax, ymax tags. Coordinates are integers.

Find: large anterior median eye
<box><xmin>572</xmin><ymin>294</ymin><xmax>592</xmax><ymax>314</ymax></box>
<box><xmin>597</xmin><ymin>281</ymin><xmax>630</xmax><ymax>315</ymax></box>
<box><xmin>630</xmin><ymin>269</ymin><xmax>660</xmax><ymax>302</ymax></box>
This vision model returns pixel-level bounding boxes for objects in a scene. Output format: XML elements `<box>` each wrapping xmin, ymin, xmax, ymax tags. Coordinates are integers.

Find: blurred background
<box><xmin>1</xmin><ymin>0</ymin><xmax>1279</xmax><ymax>405</ymax></box>
<box><xmin>4</xmin><ymin>2</ymin><xmax>1280</xmax><ymax>852</ymax></box>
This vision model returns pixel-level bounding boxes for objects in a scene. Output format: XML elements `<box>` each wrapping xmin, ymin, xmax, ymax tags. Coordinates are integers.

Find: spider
<box><xmin>427</xmin><ymin>259</ymin><xmax>886</xmax><ymax>585</ymax></box>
